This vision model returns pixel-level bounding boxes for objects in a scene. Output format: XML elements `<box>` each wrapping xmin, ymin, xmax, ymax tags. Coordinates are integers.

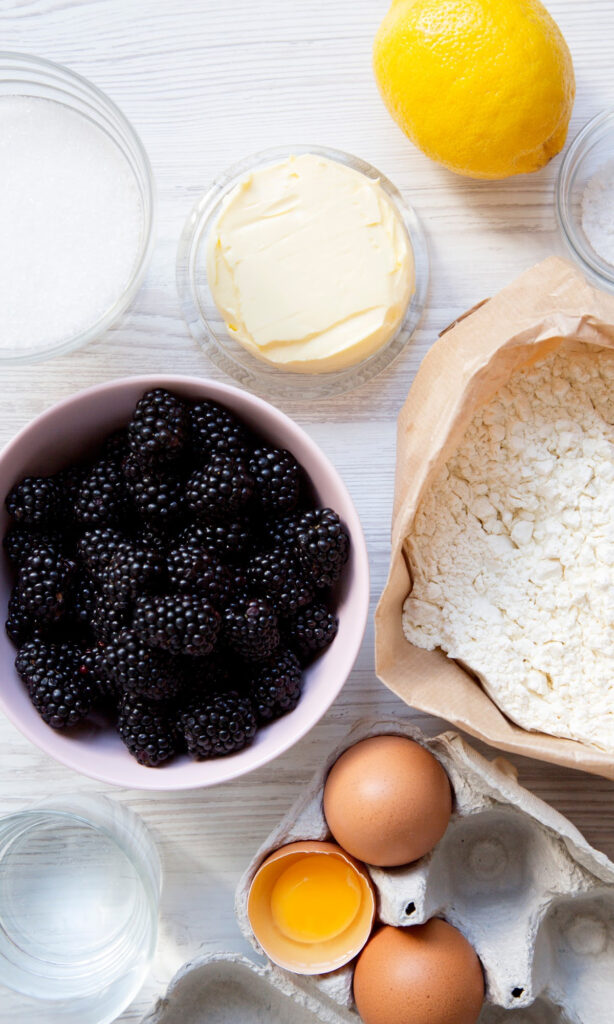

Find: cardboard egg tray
<box><xmin>231</xmin><ymin>719</ymin><xmax>614</xmax><ymax>1024</ymax></box>
<box><xmin>141</xmin><ymin>952</ymin><xmax>355</xmax><ymax>1024</ymax></box>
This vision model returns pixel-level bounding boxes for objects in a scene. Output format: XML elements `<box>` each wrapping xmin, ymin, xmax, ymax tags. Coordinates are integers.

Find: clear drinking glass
<box><xmin>0</xmin><ymin>794</ymin><xmax>160</xmax><ymax>1024</ymax></box>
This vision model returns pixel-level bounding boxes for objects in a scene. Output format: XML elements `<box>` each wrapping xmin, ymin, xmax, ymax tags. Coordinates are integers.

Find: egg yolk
<box><xmin>270</xmin><ymin>854</ymin><xmax>362</xmax><ymax>944</ymax></box>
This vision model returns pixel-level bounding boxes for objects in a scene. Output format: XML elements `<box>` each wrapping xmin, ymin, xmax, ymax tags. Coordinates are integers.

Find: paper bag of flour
<box><xmin>375</xmin><ymin>257</ymin><xmax>614</xmax><ymax>779</ymax></box>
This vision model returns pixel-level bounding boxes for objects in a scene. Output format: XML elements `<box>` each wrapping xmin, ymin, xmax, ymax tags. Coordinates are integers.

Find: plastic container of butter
<box><xmin>176</xmin><ymin>145</ymin><xmax>428</xmax><ymax>401</ymax></box>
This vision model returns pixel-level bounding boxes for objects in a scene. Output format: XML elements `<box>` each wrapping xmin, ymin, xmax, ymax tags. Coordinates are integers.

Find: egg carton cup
<box><xmin>141</xmin><ymin>951</ymin><xmax>357</xmax><ymax>1024</ymax></box>
<box><xmin>235</xmin><ymin>719</ymin><xmax>614</xmax><ymax>1024</ymax></box>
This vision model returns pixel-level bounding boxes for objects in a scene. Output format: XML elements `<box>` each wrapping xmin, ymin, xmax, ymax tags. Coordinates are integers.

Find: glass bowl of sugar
<box><xmin>557</xmin><ymin>109</ymin><xmax>614</xmax><ymax>293</ymax></box>
<box><xmin>0</xmin><ymin>53</ymin><xmax>155</xmax><ymax>364</ymax></box>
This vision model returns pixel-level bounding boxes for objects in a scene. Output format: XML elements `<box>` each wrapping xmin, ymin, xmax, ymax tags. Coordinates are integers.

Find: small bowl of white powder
<box><xmin>557</xmin><ymin>109</ymin><xmax>614</xmax><ymax>292</ymax></box>
<box><xmin>0</xmin><ymin>53</ymin><xmax>155</xmax><ymax>364</ymax></box>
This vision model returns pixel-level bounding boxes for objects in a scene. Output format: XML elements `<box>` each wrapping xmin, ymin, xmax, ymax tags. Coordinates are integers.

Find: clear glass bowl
<box><xmin>0</xmin><ymin>52</ymin><xmax>156</xmax><ymax>365</ymax></box>
<box><xmin>176</xmin><ymin>145</ymin><xmax>429</xmax><ymax>400</ymax></box>
<box><xmin>556</xmin><ymin>109</ymin><xmax>614</xmax><ymax>292</ymax></box>
<box><xmin>0</xmin><ymin>795</ymin><xmax>160</xmax><ymax>1024</ymax></box>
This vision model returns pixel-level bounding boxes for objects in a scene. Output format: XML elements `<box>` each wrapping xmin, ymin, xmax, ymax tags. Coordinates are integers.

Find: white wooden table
<box><xmin>1</xmin><ymin>1</ymin><xmax>614</xmax><ymax>1019</ymax></box>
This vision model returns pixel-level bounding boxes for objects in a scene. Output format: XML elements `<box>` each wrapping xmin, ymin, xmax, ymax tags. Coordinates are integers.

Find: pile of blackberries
<box><xmin>4</xmin><ymin>389</ymin><xmax>349</xmax><ymax>767</ymax></box>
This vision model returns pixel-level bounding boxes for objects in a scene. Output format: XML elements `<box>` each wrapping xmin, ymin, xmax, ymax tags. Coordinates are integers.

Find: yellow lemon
<box><xmin>373</xmin><ymin>0</ymin><xmax>575</xmax><ymax>179</ymax></box>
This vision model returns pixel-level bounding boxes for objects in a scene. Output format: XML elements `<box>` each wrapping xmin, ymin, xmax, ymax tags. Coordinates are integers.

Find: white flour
<box><xmin>402</xmin><ymin>342</ymin><xmax>614</xmax><ymax>751</ymax></box>
<box><xmin>582</xmin><ymin>160</ymin><xmax>614</xmax><ymax>266</ymax></box>
<box><xmin>0</xmin><ymin>96</ymin><xmax>143</xmax><ymax>354</ymax></box>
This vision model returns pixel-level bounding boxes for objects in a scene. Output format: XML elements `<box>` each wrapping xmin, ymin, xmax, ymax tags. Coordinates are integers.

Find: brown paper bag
<box><xmin>375</xmin><ymin>257</ymin><xmax>614</xmax><ymax>779</ymax></box>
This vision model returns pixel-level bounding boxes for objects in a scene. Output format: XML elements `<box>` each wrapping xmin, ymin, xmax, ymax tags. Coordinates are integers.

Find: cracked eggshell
<box><xmin>247</xmin><ymin>841</ymin><xmax>375</xmax><ymax>974</ymax></box>
<box><xmin>236</xmin><ymin>719</ymin><xmax>614</xmax><ymax>1024</ymax></box>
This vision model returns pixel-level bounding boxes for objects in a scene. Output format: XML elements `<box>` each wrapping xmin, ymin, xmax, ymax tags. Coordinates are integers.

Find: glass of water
<box><xmin>0</xmin><ymin>794</ymin><xmax>161</xmax><ymax>1024</ymax></box>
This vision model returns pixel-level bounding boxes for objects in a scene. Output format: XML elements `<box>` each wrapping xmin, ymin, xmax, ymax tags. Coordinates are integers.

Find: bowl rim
<box><xmin>0</xmin><ymin>375</ymin><xmax>370</xmax><ymax>790</ymax></box>
<box><xmin>176</xmin><ymin>144</ymin><xmax>429</xmax><ymax>401</ymax></box>
<box><xmin>0</xmin><ymin>51</ymin><xmax>156</xmax><ymax>365</ymax></box>
<box><xmin>556</xmin><ymin>108</ymin><xmax>614</xmax><ymax>290</ymax></box>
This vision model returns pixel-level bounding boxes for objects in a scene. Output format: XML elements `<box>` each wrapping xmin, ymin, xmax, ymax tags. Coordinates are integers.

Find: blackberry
<box><xmin>223</xmin><ymin>594</ymin><xmax>280</xmax><ymax>662</ymax></box>
<box><xmin>102</xmin><ymin>541</ymin><xmax>164</xmax><ymax>608</ymax></box>
<box><xmin>125</xmin><ymin>457</ymin><xmax>185</xmax><ymax>530</ymax></box>
<box><xmin>6</xmin><ymin>591</ymin><xmax>37</xmax><ymax>645</ymax></box>
<box><xmin>178</xmin><ymin>519</ymin><xmax>251</xmax><ymax>563</ymax></box>
<box><xmin>259</xmin><ymin>511</ymin><xmax>303</xmax><ymax>551</ymax></box>
<box><xmin>180</xmin><ymin>691</ymin><xmax>256</xmax><ymax>759</ymax></box>
<box><xmin>6</xmin><ymin>476</ymin><xmax>63</xmax><ymax>527</ymax></box>
<box><xmin>273</xmin><ymin>565</ymin><xmax>313</xmax><ymax>616</ymax></box>
<box><xmin>283</xmin><ymin>602</ymin><xmax>338</xmax><ymax>660</ymax></box>
<box><xmin>133</xmin><ymin>593</ymin><xmax>220</xmax><ymax>657</ymax></box>
<box><xmin>295</xmin><ymin>509</ymin><xmax>350</xmax><ymax>588</ymax></box>
<box><xmin>101</xmin><ymin>429</ymin><xmax>129</xmax><ymax>462</ymax></box>
<box><xmin>75</xmin><ymin>458</ymin><xmax>129</xmax><ymax>525</ymax></box>
<box><xmin>15</xmin><ymin>544</ymin><xmax>75</xmax><ymax>623</ymax></box>
<box><xmin>227</xmin><ymin>565</ymin><xmax>248</xmax><ymax>595</ymax></box>
<box><xmin>53</xmin><ymin>465</ymin><xmax>84</xmax><ymax>510</ymax></box>
<box><xmin>186</xmin><ymin>454</ymin><xmax>253</xmax><ymax>520</ymax></box>
<box><xmin>101</xmin><ymin>629</ymin><xmax>183</xmax><ymax>702</ymax></box>
<box><xmin>117</xmin><ymin>693</ymin><xmax>178</xmax><ymax>766</ymax></box>
<box><xmin>167</xmin><ymin>541</ymin><xmax>231</xmax><ymax>606</ymax></box>
<box><xmin>121</xmin><ymin>450</ymin><xmax>143</xmax><ymax>486</ymax></box>
<box><xmin>78</xmin><ymin>527</ymin><xmax>127</xmax><ymax>578</ymax></box>
<box><xmin>134</xmin><ymin>526</ymin><xmax>168</xmax><ymax>559</ymax></box>
<box><xmin>249</xmin><ymin>447</ymin><xmax>301</xmax><ymax>514</ymax></box>
<box><xmin>3</xmin><ymin>526</ymin><xmax>62</xmax><ymax>568</ymax></box>
<box><xmin>189</xmin><ymin>400</ymin><xmax>250</xmax><ymax>460</ymax></box>
<box><xmin>246</xmin><ymin>548</ymin><xmax>313</xmax><ymax>615</ymax></box>
<box><xmin>249</xmin><ymin>649</ymin><xmax>302</xmax><ymax>723</ymax></box>
<box><xmin>29</xmin><ymin>675</ymin><xmax>95</xmax><ymax>728</ymax></box>
<box><xmin>91</xmin><ymin>594</ymin><xmax>130</xmax><ymax>641</ymax></box>
<box><xmin>70</xmin><ymin>572</ymin><xmax>100</xmax><ymax>629</ymax></box>
<box><xmin>128</xmin><ymin>389</ymin><xmax>189</xmax><ymax>466</ymax></box>
<box><xmin>16</xmin><ymin>640</ymin><xmax>96</xmax><ymax>729</ymax></box>
<box><xmin>16</xmin><ymin>638</ymin><xmax>78</xmax><ymax>691</ymax></box>
<box><xmin>76</xmin><ymin>642</ymin><xmax>118</xmax><ymax>706</ymax></box>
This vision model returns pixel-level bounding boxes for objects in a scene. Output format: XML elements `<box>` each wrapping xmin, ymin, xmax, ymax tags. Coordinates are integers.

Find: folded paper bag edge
<box><xmin>438</xmin><ymin>298</ymin><xmax>490</xmax><ymax>337</ymax></box>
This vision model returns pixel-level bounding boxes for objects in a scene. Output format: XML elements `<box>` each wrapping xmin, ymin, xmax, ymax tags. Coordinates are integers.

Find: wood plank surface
<box><xmin>0</xmin><ymin>1</ymin><xmax>613</xmax><ymax>1019</ymax></box>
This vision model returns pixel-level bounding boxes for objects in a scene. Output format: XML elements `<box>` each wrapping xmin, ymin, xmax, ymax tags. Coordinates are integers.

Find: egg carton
<box><xmin>235</xmin><ymin>719</ymin><xmax>614</xmax><ymax>1024</ymax></box>
<box><xmin>141</xmin><ymin>952</ymin><xmax>355</xmax><ymax>1024</ymax></box>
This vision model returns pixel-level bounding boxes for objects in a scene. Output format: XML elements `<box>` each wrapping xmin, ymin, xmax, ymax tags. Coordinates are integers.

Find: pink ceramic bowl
<box><xmin>0</xmin><ymin>376</ymin><xmax>369</xmax><ymax>790</ymax></box>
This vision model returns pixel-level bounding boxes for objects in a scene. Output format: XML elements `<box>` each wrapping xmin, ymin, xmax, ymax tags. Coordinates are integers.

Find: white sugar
<box><xmin>581</xmin><ymin>159</ymin><xmax>614</xmax><ymax>267</ymax></box>
<box><xmin>0</xmin><ymin>96</ymin><xmax>143</xmax><ymax>355</ymax></box>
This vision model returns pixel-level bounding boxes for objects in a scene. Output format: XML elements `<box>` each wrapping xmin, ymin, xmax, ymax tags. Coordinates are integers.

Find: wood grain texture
<box><xmin>1</xmin><ymin>1</ymin><xmax>614</xmax><ymax>1019</ymax></box>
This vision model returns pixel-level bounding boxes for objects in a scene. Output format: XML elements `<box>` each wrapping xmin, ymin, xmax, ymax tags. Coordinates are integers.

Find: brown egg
<box><xmin>323</xmin><ymin>735</ymin><xmax>452</xmax><ymax>866</ymax></box>
<box><xmin>353</xmin><ymin>921</ymin><xmax>484</xmax><ymax>1024</ymax></box>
